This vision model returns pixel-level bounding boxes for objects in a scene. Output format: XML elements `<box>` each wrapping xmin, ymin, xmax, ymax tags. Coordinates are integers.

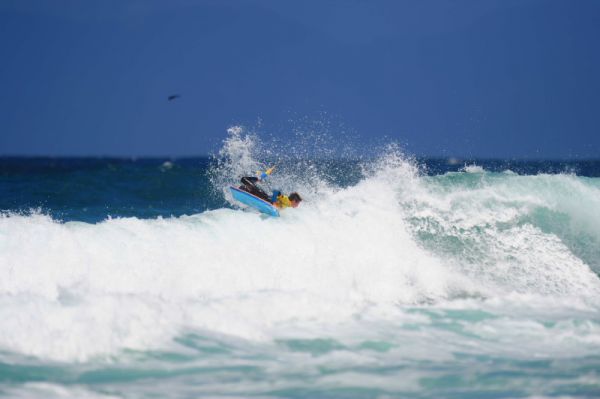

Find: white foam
<box><xmin>462</xmin><ymin>164</ymin><xmax>485</xmax><ymax>173</ymax></box>
<box><xmin>2</xmin><ymin>383</ymin><xmax>120</xmax><ymax>399</ymax></box>
<box><xmin>1</xmin><ymin>133</ymin><xmax>599</xmax><ymax>362</ymax></box>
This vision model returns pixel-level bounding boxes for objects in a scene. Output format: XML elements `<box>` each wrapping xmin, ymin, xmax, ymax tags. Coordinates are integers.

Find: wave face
<box><xmin>1</xmin><ymin>129</ymin><xmax>600</xmax><ymax>397</ymax></box>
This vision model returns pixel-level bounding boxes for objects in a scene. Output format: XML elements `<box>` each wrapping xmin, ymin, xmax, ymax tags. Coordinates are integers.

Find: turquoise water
<box><xmin>1</xmin><ymin>305</ymin><xmax>599</xmax><ymax>398</ymax></box>
<box><xmin>1</xmin><ymin>131</ymin><xmax>600</xmax><ymax>398</ymax></box>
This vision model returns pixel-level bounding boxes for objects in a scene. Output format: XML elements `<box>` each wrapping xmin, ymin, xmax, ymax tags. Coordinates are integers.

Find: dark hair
<box><xmin>288</xmin><ymin>192</ymin><xmax>302</xmax><ymax>202</ymax></box>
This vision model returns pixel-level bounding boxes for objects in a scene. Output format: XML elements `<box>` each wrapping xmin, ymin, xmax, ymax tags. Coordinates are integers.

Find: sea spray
<box><xmin>1</xmin><ymin>131</ymin><xmax>600</xmax><ymax>397</ymax></box>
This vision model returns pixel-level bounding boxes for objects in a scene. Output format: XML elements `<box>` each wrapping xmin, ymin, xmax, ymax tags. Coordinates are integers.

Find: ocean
<box><xmin>1</xmin><ymin>129</ymin><xmax>599</xmax><ymax>398</ymax></box>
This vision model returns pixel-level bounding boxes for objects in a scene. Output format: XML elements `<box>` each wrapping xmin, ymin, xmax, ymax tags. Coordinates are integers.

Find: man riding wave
<box><xmin>239</xmin><ymin>168</ymin><xmax>302</xmax><ymax>209</ymax></box>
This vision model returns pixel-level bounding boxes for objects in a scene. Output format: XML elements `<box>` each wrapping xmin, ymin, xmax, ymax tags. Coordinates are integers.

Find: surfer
<box><xmin>239</xmin><ymin>176</ymin><xmax>302</xmax><ymax>209</ymax></box>
<box><xmin>273</xmin><ymin>190</ymin><xmax>302</xmax><ymax>209</ymax></box>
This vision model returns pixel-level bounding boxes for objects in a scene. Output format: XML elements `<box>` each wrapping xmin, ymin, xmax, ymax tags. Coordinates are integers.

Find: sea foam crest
<box><xmin>462</xmin><ymin>164</ymin><xmax>485</xmax><ymax>173</ymax></box>
<box><xmin>1</xmin><ymin>130</ymin><xmax>600</xmax><ymax>361</ymax></box>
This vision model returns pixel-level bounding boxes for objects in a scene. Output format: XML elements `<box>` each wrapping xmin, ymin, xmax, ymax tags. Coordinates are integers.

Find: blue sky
<box><xmin>1</xmin><ymin>0</ymin><xmax>599</xmax><ymax>158</ymax></box>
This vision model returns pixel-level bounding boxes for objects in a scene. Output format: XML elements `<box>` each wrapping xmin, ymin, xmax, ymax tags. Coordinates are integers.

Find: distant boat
<box><xmin>167</xmin><ymin>94</ymin><xmax>181</xmax><ymax>101</ymax></box>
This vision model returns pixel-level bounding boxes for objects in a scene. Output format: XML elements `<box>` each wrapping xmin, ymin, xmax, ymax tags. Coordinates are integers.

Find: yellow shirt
<box><xmin>275</xmin><ymin>194</ymin><xmax>292</xmax><ymax>209</ymax></box>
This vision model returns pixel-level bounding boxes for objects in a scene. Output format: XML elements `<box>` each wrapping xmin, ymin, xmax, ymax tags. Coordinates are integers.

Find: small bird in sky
<box><xmin>168</xmin><ymin>94</ymin><xmax>181</xmax><ymax>101</ymax></box>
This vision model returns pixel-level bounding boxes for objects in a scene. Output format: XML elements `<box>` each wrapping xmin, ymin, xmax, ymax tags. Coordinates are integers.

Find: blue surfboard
<box><xmin>229</xmin><ymin>186</ymin><xmax>280</xmax><ymax>217</ymax></box>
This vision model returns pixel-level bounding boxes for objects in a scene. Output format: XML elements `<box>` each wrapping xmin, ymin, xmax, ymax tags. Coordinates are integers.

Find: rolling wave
<box><xmin>1</xmin><ymin>145</ymin><xmax>599</xmax><ymax>361</ymax></box>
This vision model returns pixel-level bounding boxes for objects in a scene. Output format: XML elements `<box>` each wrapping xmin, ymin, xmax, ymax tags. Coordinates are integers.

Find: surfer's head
<box><xmin>288</xmin><ymin>192</ymin><xmax>302</xmax><ymax>208</ymax></box>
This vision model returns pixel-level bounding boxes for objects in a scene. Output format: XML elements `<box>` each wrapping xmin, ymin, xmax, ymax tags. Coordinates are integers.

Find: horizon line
<box><xmin>1</xmin><ymin>155</ymin><xmax>600</xmax><ymax>162</ymax></box>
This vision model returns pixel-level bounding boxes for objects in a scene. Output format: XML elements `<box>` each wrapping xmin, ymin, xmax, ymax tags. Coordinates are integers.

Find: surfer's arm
<box><xmin>258</xmin><ymin>172</ymin><xmax>269</xmax><ymax>181</ymax></box>
<box><xmin>257</xmin><ymin>166</ymin><xmax>275</xmax><ymax>181</ymax></box>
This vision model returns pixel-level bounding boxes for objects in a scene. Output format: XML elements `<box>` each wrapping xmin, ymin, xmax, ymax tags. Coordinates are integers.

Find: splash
<box><xmin>208</xmin><ymin>125</ymin><xmax>346</xmax><ymax>205</ymax></box>
<box><xmin>1</xmin><ymin>129</ymin><xmax>600</xmax><ymax>362</ymax></box>
<box><xmin>461</xmin><ymin>164</ymin><xmax>485</xmax><ymax>173</ymax></box>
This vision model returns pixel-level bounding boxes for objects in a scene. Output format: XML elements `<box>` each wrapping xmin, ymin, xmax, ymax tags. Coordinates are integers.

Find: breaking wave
<box><xmin>1</xmin><ymin>127</ymin><xmax>599</xmax><ymax>361</ymax></box>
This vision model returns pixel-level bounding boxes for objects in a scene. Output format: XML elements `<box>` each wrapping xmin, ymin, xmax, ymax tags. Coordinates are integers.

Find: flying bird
<box><xmin>168</xmin><ymin>94</ymin><xmax>181</xmax><ymax>101</ymax></box>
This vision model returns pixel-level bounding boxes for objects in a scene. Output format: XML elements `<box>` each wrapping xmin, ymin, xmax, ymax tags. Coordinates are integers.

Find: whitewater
<box><xmin>1</xmin><ymin>128</ymin><xmax>600</xmax><ymax>398</ymax></box>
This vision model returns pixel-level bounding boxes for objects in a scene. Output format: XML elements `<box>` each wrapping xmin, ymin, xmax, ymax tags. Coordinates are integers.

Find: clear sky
<box><xmin>1</xmin><ymin>0</ymin><xmax>599</xmax><ymax>158</ymax></box>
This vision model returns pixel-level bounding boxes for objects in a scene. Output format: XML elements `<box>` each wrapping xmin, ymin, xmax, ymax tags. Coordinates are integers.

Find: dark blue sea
<box><xmin>3</xmin><ymin>156</ymin><xmax>598</xmax><ymax>223</ymax></box>
<box><xmin>1</xmin><ymin>130</ymin><xmax>600</xmax><ymax>398</ymax></box>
